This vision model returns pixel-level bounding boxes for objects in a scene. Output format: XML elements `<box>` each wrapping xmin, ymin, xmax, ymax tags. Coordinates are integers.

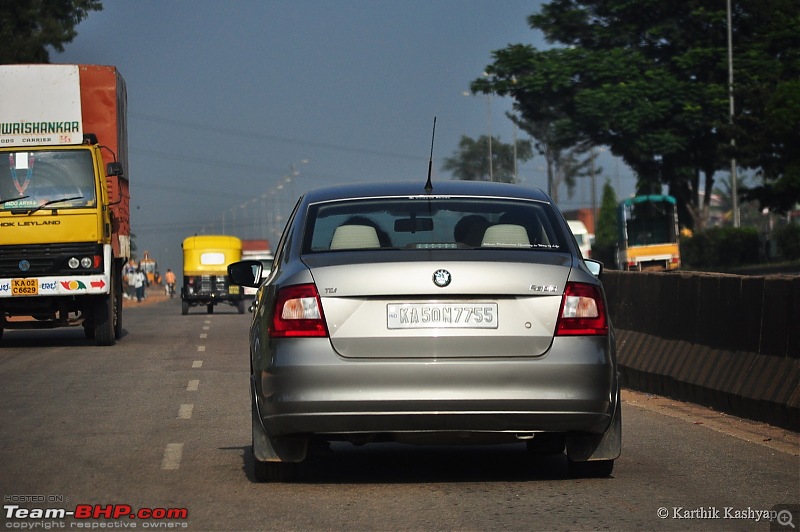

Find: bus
<box><xmin>616</xmin><ymin>194</ymin><xmax>681</xmax><ymax>271</ymax></box>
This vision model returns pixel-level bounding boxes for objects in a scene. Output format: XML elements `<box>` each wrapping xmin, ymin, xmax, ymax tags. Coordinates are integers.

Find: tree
<box><xmin>442</xmin><ymin>135</ymin><xmax>533</xmax><ymax>183</ymax></box>
<box><xmin>508</xmin><ymin>113</ymin><xmax>599</xmax><ymax>203</ymax></box>
<box><xmin>472</xmin><ymin>0</ymin><xmax>800</xmax><ymax>228</ymax></box>
<box><xmin>592</xmin><ymin>180</ymin><xmax>619</xmax><ymax>267</ymax></box>
<box><xmin>0</xmin><ymin>0</ymin><xmax>103</xmax><ymax>64</ymax></box>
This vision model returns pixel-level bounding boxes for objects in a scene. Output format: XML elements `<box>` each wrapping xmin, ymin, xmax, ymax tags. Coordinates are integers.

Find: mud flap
<box><xmin>251</xmin><ymin>377</ymin><xmax>308</xmax><ymax>463</ymax></box>
<box><xmin>566</xmin><ymin>388</ymin><xmax>622</xmax><ymax>462</ymax></box>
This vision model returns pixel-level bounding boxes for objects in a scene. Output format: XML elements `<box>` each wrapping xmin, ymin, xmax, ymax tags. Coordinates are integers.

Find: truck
<box><xmin>0</xmin><ymin>64</ymin><xmax>130</xmax><ymax>345</ymax></box>
<box><xmin>616</xmin><ymin>194</ymin><xmax>681</xmax><ymax>271</ymax></box>
<box><xmin>181</xmin><ymin>235</ymin><xmax>245</xmax><ymax>315</ymax></box>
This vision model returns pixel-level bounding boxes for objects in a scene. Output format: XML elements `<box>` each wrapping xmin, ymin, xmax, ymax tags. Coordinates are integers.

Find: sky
<box><xmin>55</xmin><ymin>0</ymin><xmax>637</xmax><ymax>273</ymax></box>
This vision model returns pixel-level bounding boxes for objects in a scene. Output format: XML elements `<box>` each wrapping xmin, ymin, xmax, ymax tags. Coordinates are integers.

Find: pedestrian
<box><xmin>134</xmin><ymin>267</ymin><xmax>146</xmax><ymax>302</ymax></box>
<box><xmin>164</xmin><ymin>268</ymin><xmax>177</xmax><ymax>298</ymax></box>
<box><xmin>125</xmin><ymin>266</ymin><xmax>136</xmax><ymax>299</ymax></box>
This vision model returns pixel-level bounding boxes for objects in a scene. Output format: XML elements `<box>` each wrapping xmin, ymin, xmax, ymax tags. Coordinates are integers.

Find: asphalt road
<box><xmin>1</xmin><ymin>295</ymin><xmax>798</xmax><ymax>531</ymax></box>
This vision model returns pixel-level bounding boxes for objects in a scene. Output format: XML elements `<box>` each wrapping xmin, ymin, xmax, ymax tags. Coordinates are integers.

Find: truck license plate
<box><xmin>12</xmin><ymin>278</ymin><xmax>38</xmax><ymax>296</ymax></box>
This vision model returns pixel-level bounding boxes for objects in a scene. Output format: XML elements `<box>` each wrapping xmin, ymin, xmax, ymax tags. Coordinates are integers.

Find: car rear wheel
<box><xmin>207</xmin><ymin>304</ymin><xmax>214</xmax><ymax>314</ymax></box>
<box><xmin>181</xmin><ymin>300</ymin><xmax>189</xmax><ymax>315</ymax></box>
<box><xmin>568</xmin><ymin>458</ymin><xmax>614</xmax><ymax>478</ymax></box>
<box><xmin>253</xmin><ymin>453</ymin><xmax>297</xmax><ymax>483</ymax></box>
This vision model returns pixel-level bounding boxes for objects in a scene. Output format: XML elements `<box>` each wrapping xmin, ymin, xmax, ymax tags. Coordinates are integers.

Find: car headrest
<box><xmin>330</xmin><ymin>224</ymin><xmax>381</xmax><ymax>249</ymax></box>
<box><xmin>481</xmin><ymin>224</ymin><xmax>531</xmax><ymax>247</ymax></box>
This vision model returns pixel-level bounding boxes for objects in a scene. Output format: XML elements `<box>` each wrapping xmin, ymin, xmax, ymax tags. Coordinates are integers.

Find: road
<box><xmin>1</xmin><ymin>295</ymin><xmax>798</xmax><ymax>531</ymax></box>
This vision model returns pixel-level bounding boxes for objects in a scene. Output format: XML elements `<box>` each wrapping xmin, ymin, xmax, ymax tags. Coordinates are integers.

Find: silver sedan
<box><xmin>229</xmin><ymin>180</ymin><xmax>620</xmax><ymax>482</ymax></box>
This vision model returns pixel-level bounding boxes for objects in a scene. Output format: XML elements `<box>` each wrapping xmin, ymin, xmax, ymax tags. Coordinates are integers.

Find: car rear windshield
<box><xmin>302</xmin><ymin>196</ymin><xmax>567</xmax><ymax>253</ymax></box>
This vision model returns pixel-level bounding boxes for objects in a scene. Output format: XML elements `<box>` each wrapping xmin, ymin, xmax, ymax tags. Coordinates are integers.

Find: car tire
<box><xmin>568</xmin><ymin>458</ymin><xmax>614</xmax><ymax>478</ymax></box>
<box><xmin>207</xmin><ymin>304</ymin><xmax>214</xmax><ymax>314</ymax></box>
<box><xmin>253</xmin><ymin>453</ymin><xmax>297</xmax><ymax>483</ymax></box>
<box><xmin>181</xmin><ymin>300</ymin><xmax>189</xmax><ymax>315</ymax></box>
<box><xmin>237</xmin><ymin>300</ymin><xmax>245</xmax><ymax>314</ymax></box>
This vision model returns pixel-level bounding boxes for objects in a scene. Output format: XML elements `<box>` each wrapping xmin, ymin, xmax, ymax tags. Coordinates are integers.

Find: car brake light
<box><xmin>269</xmin><ymin>283</ymin><xmax>328</xmax><ymax>338</ymax></box>
<box><xmin>555</xmin><ymin>282</ymin><xmax>608</xmax><ymax>336</ymax></box>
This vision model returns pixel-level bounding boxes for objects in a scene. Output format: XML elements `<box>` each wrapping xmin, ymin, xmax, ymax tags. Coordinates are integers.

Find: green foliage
<box><xmin>591</xmin><ymin>180</ymin><xmax>619</xmax><ymax>267</ymax></box>
<box><xmin>774</xmin><ymin>223</ymin><xmax>800</xmax><ymax>260</ymax></box>
<box><xmin>473</xmin><ymin>0</ymin><xmax>800</xmax><ymax>222</ymax></box>
<box><xmin>680</xmin><ymin>226</ymin><xmax>760</xmax><ymax>267</ymax></box>
<box><xmin>442</xmin><ymin>135</ymin><xmax>533</xmax><ymax>183</ymax></box>
<box><xmin>0</xmin><ymin>0</ymin><xmax>103</xmax><ymax>64</ymax></box>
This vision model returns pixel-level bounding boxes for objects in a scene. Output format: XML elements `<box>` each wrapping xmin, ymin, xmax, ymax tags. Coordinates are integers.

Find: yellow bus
<box><xmin>181</xmin><ymin>235</ymin><xmax>245</xmax><ymax>314</ymax></box>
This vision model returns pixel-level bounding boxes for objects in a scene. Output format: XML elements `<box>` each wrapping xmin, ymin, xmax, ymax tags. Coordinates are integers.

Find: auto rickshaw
<box><xmin>181</xmin><ymin>235</ymin><xmax>245</xmax><ymax>315</ymax></box>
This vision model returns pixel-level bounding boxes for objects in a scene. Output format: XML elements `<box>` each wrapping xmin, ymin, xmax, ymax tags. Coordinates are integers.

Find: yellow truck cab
<box><xmin>181</xmin><ymin>235</ymin><xmax>245</xmax><ymax>315</ymax></box>
<box><xmin>0</xmin><ymin>64</ymin><xmax>130</xmax><ymax>345</ymax></box>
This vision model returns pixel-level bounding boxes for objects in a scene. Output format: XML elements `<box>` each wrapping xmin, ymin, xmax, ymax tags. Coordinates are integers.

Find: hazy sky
<box><xmin>55</xmin><ymin>0</ymin><xmax>636</xmax><ymax>272</ymax></box>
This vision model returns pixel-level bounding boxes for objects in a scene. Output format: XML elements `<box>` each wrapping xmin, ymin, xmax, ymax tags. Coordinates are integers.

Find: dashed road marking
<box><xmin>200</xmin><ymin>333</ymin><xmax>207</xmax><ymax>339</ymax></box>
<box><xmin>161</xmin><ymin>443</ymin><xmax>183</xmax><ymax>470</ymax></box>
<box><xmin>187</xmin><ymin>380</ymin><xmax>200</xmax><ymax>392</ymax></box>
<box><xmin>197</xmin><ymin>345</ymin><xmax>206</xmax><ymax>352</ymax></box>
<box><xmin>192</xmin><ymin>360</ymin><xmax>203</xmax><ymax>368</ymax></box>
<box><xmin>178</xmin><ymin>404</ymin><xmax>194</xmax><ymax>419</ymax></box>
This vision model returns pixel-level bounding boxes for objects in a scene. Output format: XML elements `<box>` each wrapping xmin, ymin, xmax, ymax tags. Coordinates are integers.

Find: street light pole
<box><xmin>727</xmin><ymin>0</ymin><xmax>740</xmax><ymax>228</ymax></box>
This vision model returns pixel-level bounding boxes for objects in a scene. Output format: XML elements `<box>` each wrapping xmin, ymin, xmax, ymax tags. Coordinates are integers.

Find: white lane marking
<box><xmin>192</xmin><ymin>360</ymin><xmax>203</xmax><ymax>368</ymax></box>
<box><xmin>200</xmin><ymin>333</ymin><xmax>208</xmax><ymax>339</ymax></box>
<box><xmin>178</xmin><ymin>404</ymin><xmax>194</xmax><ymax>419</ymax></box>
<box><xmin>203</xmin><ymin>326</ymin><xmax>210</xmax><ymax>330</ymax></box>
<box><xmin>161</xmin><ymin>443</ymin><xmax>183</xmax><ymax>470</ymax></box>
<box><xmin>187</xmin><ymin>380</ymin><xmax>200</xmax><ymax>392</ymax></box>
<box><xmin>197</xmin><ymin>345</ymin><xmax>206</xmax><ymax>352</ymax></box>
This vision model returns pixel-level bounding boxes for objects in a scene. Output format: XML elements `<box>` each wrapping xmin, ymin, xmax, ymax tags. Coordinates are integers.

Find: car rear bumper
<box><xmin>254</xmin><ymin>336</ymin><xmax>617</xmax><ymax>438</ymax></box>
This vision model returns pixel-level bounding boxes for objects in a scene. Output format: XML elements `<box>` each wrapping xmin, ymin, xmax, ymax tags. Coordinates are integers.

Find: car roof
<box><xmin>301</xmin><ymin>180</ymin><xmax>552</xmax><ymax>204</ymax></box>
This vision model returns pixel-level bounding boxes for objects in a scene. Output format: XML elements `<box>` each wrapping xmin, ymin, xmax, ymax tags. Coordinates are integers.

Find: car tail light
<box><xmin>555</xmin><ymin>282</ymin><xmax>608</xmax><ymax>336</ymax></box>
<box><xmin>269</xmin><ymin>283</ymin><xmax>328</xmax><ymax>338</ymax></box>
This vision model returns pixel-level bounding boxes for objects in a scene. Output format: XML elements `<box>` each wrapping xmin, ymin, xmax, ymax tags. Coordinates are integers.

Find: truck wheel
<box><xmin>94</xmin><ymin>293</ymin><xmax>115</xmax><ymax>346</ymax></box>
<box><xmin>237</xmin><ymin>300</ymin><xmax>245</xmax><ymax>314</ymax></box>
<box><xmin>207</xmin><ymin>304</ymin><xmax>214</xmax><ymax>314</ymax></box>
<box><xmin>181</xmin><ymin>300</ymin><xmax>189</xmax><ymax>315</ymax></box>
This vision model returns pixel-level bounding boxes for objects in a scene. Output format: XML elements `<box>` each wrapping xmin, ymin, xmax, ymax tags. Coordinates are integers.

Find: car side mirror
<box><xmin>228</xmin><ymin>260</ymin><xmax>263</xmax><ymax>288</ymax></box>
<box><xmin>584</xmin><ymin>258</ymin><xmax>603</xmax><ymax>277</ymax></box>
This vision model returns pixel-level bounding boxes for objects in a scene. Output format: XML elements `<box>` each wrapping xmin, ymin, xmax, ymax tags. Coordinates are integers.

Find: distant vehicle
<box><xmin>241</xmin><ymin>239</ymin><xmax>273</xmax><ymax>297</ymax></box>
<box><xmin>228</xmin><ymin>180</ymin><xmax>620</xmax><ymax>482</ymax></box>
<box><xmin>181</xmin><ymin>235</ymin><xmax>245</xmax><ymax>314</ymax></box>
<box><xmin>567</xmin><ymin>220</ymin><xmax>593</xmax><ymax>258</ymax></box>
<box><xmin>616</xmin><ymin>194</ymin><xmax>681</xmax><ymax>271</ymax></box>
<box><xmin>139</xmin><ymin>251</ymin><xmax>159</xmax><ymax>285</ymax></box>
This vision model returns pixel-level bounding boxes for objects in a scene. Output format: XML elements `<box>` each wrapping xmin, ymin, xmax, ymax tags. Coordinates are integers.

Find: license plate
<box><xmin>229</xmin><ymin>285</ymin><xmax>240</xmax><ymax>295</ymax></box>
<box><xmin>387</xmin><ymin>303</ymin><xmax>498</xmax><ymax>329</ymax></box>
<box><xmin>12</xmin><ymin>278</ymin><xmax>38</xmax><ymax>296</ymax></box>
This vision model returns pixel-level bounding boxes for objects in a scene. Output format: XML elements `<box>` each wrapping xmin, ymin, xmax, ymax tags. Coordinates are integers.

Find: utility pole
<box><xmin>728</xmin><ymin>0</ymin><xmax>740</xmax><ymax>227</ymax></box>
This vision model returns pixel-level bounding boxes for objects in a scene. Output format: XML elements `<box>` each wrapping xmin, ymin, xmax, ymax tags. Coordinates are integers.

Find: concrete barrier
<box><xmin>602</xmin><ymin>270</ymin><xmax>800</xmax><ymax>431</ymax></box>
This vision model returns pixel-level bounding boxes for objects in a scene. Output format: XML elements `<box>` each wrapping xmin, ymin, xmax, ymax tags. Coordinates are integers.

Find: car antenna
<box><xmin>425</xmin><ymin>116</ymin><xmax>436</xmax><ymax>193</ymax></box>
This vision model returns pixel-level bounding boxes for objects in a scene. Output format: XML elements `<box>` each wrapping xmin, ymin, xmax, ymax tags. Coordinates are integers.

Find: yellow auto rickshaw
<box><xmin>181</xmin><ymin>235</ymin><xmax>245</xmax><ymax>315</ymax></box>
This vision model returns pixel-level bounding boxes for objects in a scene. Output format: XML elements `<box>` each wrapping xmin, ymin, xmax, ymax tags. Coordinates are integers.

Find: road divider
<box><xmin>603</xmin><ymin>270</ymin><xmax>799</xmax><ymax>431</ymax></box>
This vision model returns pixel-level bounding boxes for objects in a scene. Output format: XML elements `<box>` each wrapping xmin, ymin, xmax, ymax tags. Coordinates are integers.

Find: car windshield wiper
<box><xmin>0</xmin><ymin>196</ymin><xmax>29</xmax><ymax>205</ymax></box>
<box><xmin>25</xmin><ymin>196</ymin><xmax>84</xmax><ymax>215</ymax></box>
